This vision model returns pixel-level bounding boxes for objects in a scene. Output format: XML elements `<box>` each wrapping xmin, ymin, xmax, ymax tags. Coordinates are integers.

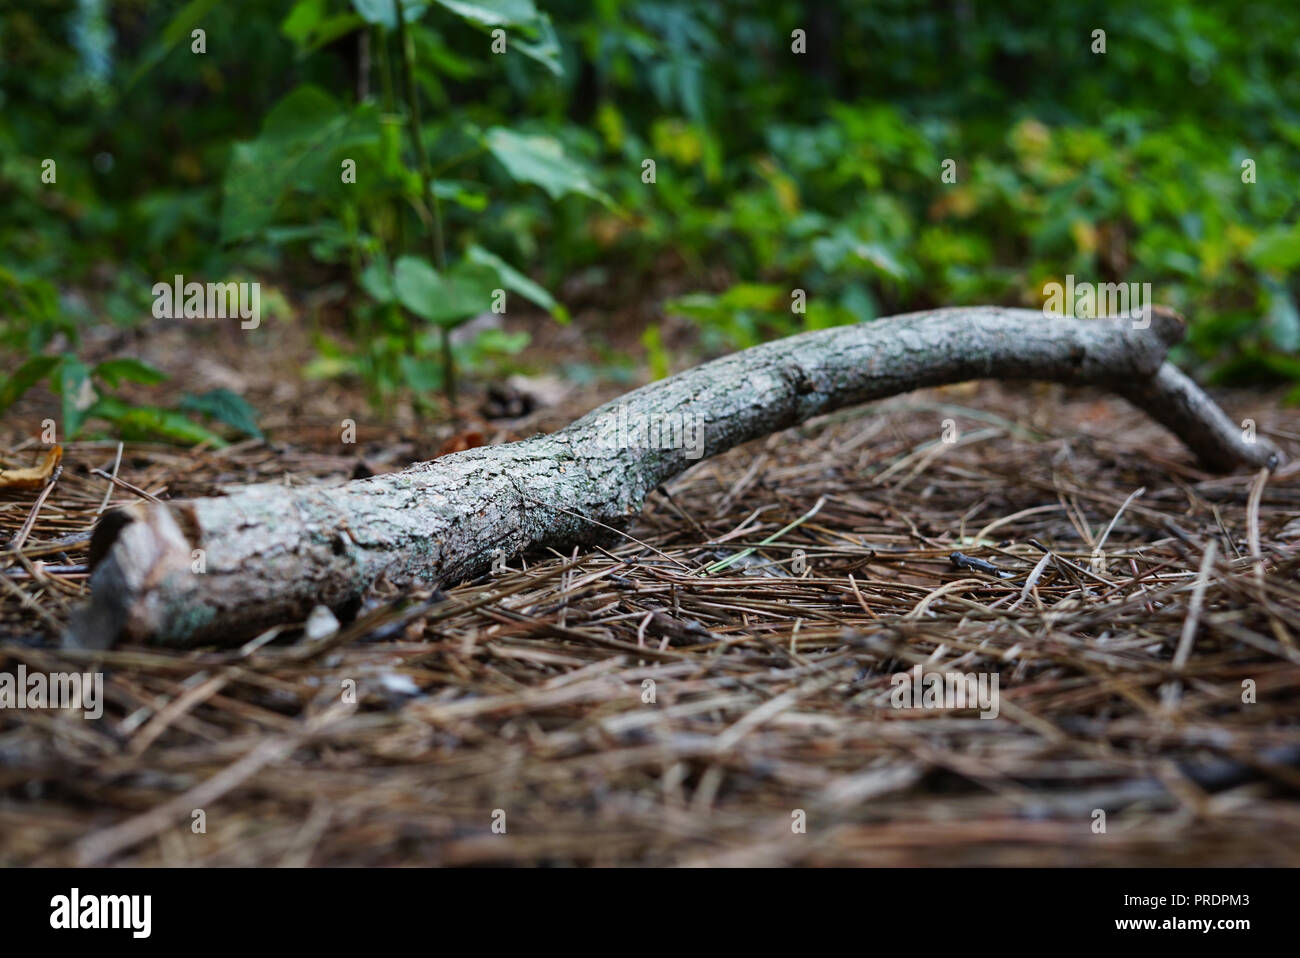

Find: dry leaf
<box><xmin>436</xmin><ymin>430</ymin><xmax>485</xmax><ymax>457</ymax></box>
<box><xmin>0</xmin><ymin>445</ymin><xmax>62</xmax><ymax>490</ymax></box>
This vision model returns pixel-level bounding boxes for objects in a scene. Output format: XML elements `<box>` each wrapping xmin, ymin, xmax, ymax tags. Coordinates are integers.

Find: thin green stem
<box><xmin>375</xmin><ymin>25</ymin><xmax>405</xmax><ymax>255</ymax></box>
<box><xmin>702</xmin><ymin>497</ymin><xmax>827</xmax><ymax>576</ymax></box>
<box><xmin>393</xmin><ymin>0</ymin><xmax>455</xmax><ymax>407</ymax></box>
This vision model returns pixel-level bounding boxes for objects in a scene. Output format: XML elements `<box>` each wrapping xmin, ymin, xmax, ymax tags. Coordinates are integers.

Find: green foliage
<box><xmin>640</xmin><ymin>323</ymin><xmax>669</xmax><ymax>380</ymax></box>
<box><xmin>0</xmin><ymin>271</ymin><xmax>76</xmax><ymax>355</ymax></box>
<box><xmin>0</xmin><ymin>344</ymin><xmax>241</xmax><ymax>444</ymax></box>
<box><xmin>180</xmin><ymin>389</ymin><xmax>265</xmax><ymax>440</ymax></box>
<box><xmin>0</xmin><ymin>357</ymin><xmax>60</xmax><ymax>417</ymax></box>
<box><xmin>466</xmin><ymin>244</ymin><xmax>567</xmax><ymax>320</ymax></box>
<box><xmin>207</xmin><ymin>0</ymin><xmax>595</xmax><ymax>402</ymax></box>
<box><xmin>219</xmin><ymin>85</ymin><xmax>382</xmax><ymax>243</ymax></box>
<box><xmin>93</xmin><ymin>358</ymin><xmax>171</xmax><ymax>388</ymax></box>
<box><xmin>392</xmin><ymin>256</ymin><xmax>497</xmax><ymax>327</ymax></box>
<box><xmin>3</xmin><ymin>0</ymin><xmax>1298</xmax><ymax>442</ymax></box>
<box><xmin>89</xmin><ymin>397</ymin><xmax>229</xmax><ymax>446</ymax></box>
<box><xmin>667</xmin><ymin>284</ymin><xmax>859</xmax><ymax>352</ymax></box>
<box><xmin>484</xmin><ymin>127</ymin><xmax>611</xmax><ymax>205</ymax></box>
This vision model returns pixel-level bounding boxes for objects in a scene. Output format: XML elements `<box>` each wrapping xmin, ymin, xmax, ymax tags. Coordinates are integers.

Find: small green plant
<box><xmin>665</xmin><ymin>283</ymin><xmax>859</xmax><ymax>354</ymax></box>
<box><xmin>213</xmin><ymin>0</ymin><xmax>605</xmax><ymax>409</ymax></box>
<box><xmin>0</xmin><ymin>356</ymin><xmax>260</xmax><ymax>447</ymax></box>
<box><xmin>1</xmin><ymin>270</ymin><xmax>261</xmax><ymax>444</ymax></box>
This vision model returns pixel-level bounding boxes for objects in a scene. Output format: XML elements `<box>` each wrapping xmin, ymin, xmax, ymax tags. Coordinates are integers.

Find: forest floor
<box><xmin>2</xmin><ymin>309</ymin><xmax>1300</xmax><ymax>866</ymax></box>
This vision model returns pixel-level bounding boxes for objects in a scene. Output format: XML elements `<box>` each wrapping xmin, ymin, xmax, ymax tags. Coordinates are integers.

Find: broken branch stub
<box><xmin>67</xmin><ymin>307</ymin><xmax>1278</xmax><ymax>648</ymax></box>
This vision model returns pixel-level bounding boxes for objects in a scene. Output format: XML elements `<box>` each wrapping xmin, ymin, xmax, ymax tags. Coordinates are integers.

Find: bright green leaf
<box><xmin>93</xmin><ymin>400</ymin><xmax>229</xmax><ymax>447</ymax></box>
<box><xmin>1249</xmin><ymin>225</ymin><xmax>1300</xmax><ymax>272</ymax></box>
<box><xmin>485</xmin><ymin>127</ymin><xmax>612</xmax><ymax>206</ymax></box>
<box><xmin>220</xmin><ymin>87</ymin><xmax>381</xmax><ymax>242</ymax></box>
<box><xmin>393</xmin><ymin>256</ymin><xmax>498</xmax><ymax>327</ymax></box>
<box><xmin>432</xmin><ymin>0</ymin><xmax>537</xmax><ymax>27</ymax></box>
<box><xmin>93</xmin><ymin>358</ymin><xmax>170</xmax><ymax>388</ymax></box>
<box><xmin>466</xmin><ymin>244</ymin><xmax>567</xmax><ymax>320</ymax></box>
<box><xmin>351</xmin><ymin>0</ymin><xmax>428</xmax><ymax>28</ymax></box>
<box><xmin>360</xmin><ymin>259</ymin><xmax>395</xmax><ymax>303</ymax></box>
<box><xmin>180</xmin><ymin>389</ymin><xmax>264</xmax><ymax>440</ymax></box>
<box><xmin>513</xmin><ymin>12</ymin><xmax>563</xmax><ymax>76</ymax></box>
<box><xmin>398</xmin><ymin>355</ymin><xmax>444</xmax><ymax>391</ymax></box>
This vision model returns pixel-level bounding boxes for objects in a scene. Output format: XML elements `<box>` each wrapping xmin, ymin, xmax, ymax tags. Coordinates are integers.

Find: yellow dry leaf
<box><xmin>0</xmin><ymin>445</ymin><xmax>62</xmax><ymax>490</ymax></box>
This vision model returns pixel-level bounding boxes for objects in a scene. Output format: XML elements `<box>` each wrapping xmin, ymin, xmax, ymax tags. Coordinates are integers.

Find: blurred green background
<box><xmin>2</xmin><ymin>0</ymin><xmax>1298</xmax><ymax>442</ymax></box>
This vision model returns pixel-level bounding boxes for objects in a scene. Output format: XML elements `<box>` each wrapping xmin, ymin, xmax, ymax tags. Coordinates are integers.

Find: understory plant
<box><xmin>218</xmin><ymin>0</ymin><xmax>606</xmax><ymax>408</ymax></box>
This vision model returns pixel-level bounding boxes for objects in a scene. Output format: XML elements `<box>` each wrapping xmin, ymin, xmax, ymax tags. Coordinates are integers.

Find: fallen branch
<box><xmin>67</xmin><ymin>307</ymin><xmax>1279</xmax><ymax>648</ymax></box>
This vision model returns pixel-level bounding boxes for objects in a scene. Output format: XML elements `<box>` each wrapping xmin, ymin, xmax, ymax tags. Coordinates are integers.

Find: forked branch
<box><xmin>67</xmin><ymin>307</ymin><xmax>1279</xmax><ymax>648</ymax></box>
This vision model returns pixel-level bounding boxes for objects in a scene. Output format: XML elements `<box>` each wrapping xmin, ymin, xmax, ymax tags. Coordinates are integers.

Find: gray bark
<box><xmin>66</xmin><ymin>307</ymin><xmax>1279</xmax><ymax>648</ymax></box>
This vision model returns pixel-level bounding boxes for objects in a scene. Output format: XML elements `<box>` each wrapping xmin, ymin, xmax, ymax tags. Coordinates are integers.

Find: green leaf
<box><xmin>284</xmin><ymin>0</ymin><xmax>364</xmax><ymax>52</ymax></box>
<box><xmin>0</xmin><ymin>356</ymin><xmax>58</xmax><ymax>415</ymax></box>
<box><xmin>128</xmin><ymin>0</ymin><xmax>222</xmax><ymax>88</ymax></box>
<box><xmin>641</xmin><ymin>324</ymin><xmax>670</xmax><ymax>380</ymax></box>
<box><xmin>398</xmin><ymin>355</ymin><xmax>444</xmax><ymax>391</ymax></box>
<box><xmin>220</xmin><ymin>87</ymin><xmax>380</xmax><ymax>242</ymax></box>
<box><xmin>484</xmin><ymin>128</ymin><xmax>612</xmax><ymax>206</ymax></box>
<box><xmin>1248</xmin><ymin>225</ymin><xmax>1300</xmax><ymax>272</ymax></box>
<box><xmin>180</xmin><ymin>389</ymin><xmax>264</xmax><ymax>440</ymax></box>
<box><xmin>466</xmin><ymin>244</ymin><xmax>567</xmax><ymax>320</ymax></box>
<box><xmin>812</xmin><ymin>229</ymin><xmax>908</xmax><ymax>280</ymax></box>
<box><xmin>433</xmin><ymin>180</ymin><xmax>490</xmax><ymax>211</ymax></box>
<box><xmin>1208</xmin><ymin>349</ymin><xmax>1300</xmax><ymax>387</ymax></box>
<box><xmin>393</xmin><ymin>256</ymin><xmax>498</xmax><ymax>327</ymax></box>
<box><xmin>351</xmin><ymin>0</ymin><xmax>428</xmax><ymax>28</ymax></box>
<box><xmin>431</xmin><ymin>0</ymin><xmax>536</xmax><ymax>27</ymax></box>
<box><xmin>93</xmin><ymin>358</ymin><xmax>170</xmax><ymax>388</ymax></box>
<box><xmin>718</xmin><ymin>283</ymin><xmax>785</xmax><ymax>310</ymax></box>
<box><xmin>303</xmin><ymin>354</ymin><xmax>357</xmax><ymax>380</ymax></box>
<box><xmin>513</xmin><ymin>12</ymin><xmax>563</xmax><ymax>76</ymax></box>
<box><xmin>360</xmin><ymin>259</ymin><xmax>395</xmax><ymax>304</ymax></box>
<box><xmin>58</xmin><ymin>356</ymin><xmax>96</xmax><ymax>440</ymax></box>
<box><xmin>392</xmin><ymin>256</ymin><xmax>440</xmax><ymax>319</ymax></box>
<box><xmin>92</xmin><ymin>400</ymin><xmax>228</xmax><ymax>447</ymax></box>
<box><xmin>283</xmin><ymin>0</ymin><xmax>328</xmax><ymax>41</ymax></box>
<box><xmin>462</xmin><ymin>328</ymin><xmax>529</xmax><ymax>358</ymax></box>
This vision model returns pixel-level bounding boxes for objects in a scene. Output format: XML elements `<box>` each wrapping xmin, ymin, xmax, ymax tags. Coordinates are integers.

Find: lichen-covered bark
<box><xmin>67</xmin><ymin>307</ymin><xmax>1279</xmax><ymax>648</ymax></box>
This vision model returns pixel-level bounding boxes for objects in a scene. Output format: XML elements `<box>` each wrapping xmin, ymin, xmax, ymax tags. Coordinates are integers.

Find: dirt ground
<box><xmin>2</xmin><ymin>312</ymin><xmax>1299</xmax><ymax>866</ymax></box>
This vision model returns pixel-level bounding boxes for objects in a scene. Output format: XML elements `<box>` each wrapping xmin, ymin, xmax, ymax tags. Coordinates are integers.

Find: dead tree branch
<box><xmin>68</xmin><ymin>307</ymin><xmax>1279</xmax><ymax>648</ymax></box>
